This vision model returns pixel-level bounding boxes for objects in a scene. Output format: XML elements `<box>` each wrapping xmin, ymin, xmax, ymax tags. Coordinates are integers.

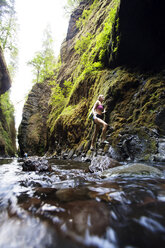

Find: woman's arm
<box><xmin>92</xmin><ymin>100</ymin><xmax>99</xmax><ymax>115</ymax></box>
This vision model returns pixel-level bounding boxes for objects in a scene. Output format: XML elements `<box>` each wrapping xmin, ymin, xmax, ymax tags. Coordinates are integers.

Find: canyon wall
<box><xmin>0</xmin><ymin>46</ymin><xmax>16</xmax><ymax>156</ymax></box>
<box><xmin>18</xmin><ymin>81</ymin><xmax>52</xmax><ymax>156</ymax></box>
<box><xmin>18</xmin><ymin>0</ymin><xmax>165</xmax><ymax>161</ymax></box>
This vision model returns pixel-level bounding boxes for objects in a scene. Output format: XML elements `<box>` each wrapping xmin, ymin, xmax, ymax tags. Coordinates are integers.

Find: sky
<box><xmin>10</xmin><ymin>0</ymin><xmax>69</xmax><ymax>129</ymax></box>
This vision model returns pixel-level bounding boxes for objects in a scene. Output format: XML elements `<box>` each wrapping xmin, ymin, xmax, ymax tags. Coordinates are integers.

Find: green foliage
<box><xmin>0</xmin><ymin>91</ymin><xmax>14</xmax><ymax>127</ymax></box>
<box><xmin>48</xmin><ymin>80</ymin><xmax>73</xmax><ymax>133</ymax></box>
<box><xmin>75</xmin><ymin>33</ymin><xmax>94</xmax><ymax>55</ymax></box>
<box><xmin>94</xmin><ymin>0</ymin><xmax>120</xmax><ymax>61</ymax></box>
<box><xmin>48</xmin><ymin>0</ymin><xmax>120</xmax><ymax>137</ymax></box>
<box><xmin>74</xmin><ymin>0</ymin><xmax>120</xmax><ymax>83</ymax></box>
<box><xmin>0</xmin><ymin>123</ymin><xmax>14</xmax><ymax>154</ymax></box>
<box><xmin>0</xmin><ymin>0</ymin><xmax>13</xmax><ymax>18</ymax></box>
<box><xmin>0</xmin><ymin>91</ymin><xmax>15</xmax><ymax>155</ymax></box>
<box><xmin>28</xmin><ymin>25</ymin><xmax>56</xmax><ymax>84</ymax></box>
<box><xmin>0</xmin><ymin>0</ymin><xmax>18</xmax><ymax>78</ymax></box>
<box><xmin>76</xmin><ymin>0</ymin><xmax>99</xmax><ymax>29</ymax></box>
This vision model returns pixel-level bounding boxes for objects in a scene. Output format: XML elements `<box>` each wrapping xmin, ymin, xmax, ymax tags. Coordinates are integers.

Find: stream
<box><xmin>0</xmin><ymin>157</ymin><xmax>165</xmax><ymax>248</ymax></box>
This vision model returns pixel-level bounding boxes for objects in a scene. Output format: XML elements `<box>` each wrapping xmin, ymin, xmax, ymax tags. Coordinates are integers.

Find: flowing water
<box><xmin>0</xmin><ymin>157</ymin><xmax>165</xmax><ymax>248</ymax></box>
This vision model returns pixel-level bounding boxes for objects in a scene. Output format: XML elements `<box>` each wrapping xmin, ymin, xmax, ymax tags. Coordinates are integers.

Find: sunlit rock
<box><xmin>101</xmin><ymin>163</ymin><xmax>163</xmax><ymax>178</ymax></box>
<box><xmin>89</xmin><ymin>155</ymin><xmax>122</xmax><ymax>173</ymax></box>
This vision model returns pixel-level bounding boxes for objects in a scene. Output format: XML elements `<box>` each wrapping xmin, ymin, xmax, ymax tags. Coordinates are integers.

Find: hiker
<box><xmin>90</xmin><ymin>95</ymin><xmax>108</xmax><ymax>149</ymax></box>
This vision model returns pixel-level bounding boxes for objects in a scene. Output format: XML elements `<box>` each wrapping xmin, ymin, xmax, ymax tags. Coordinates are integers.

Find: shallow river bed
<box><xmin>0</xmin><ymin>158</ymin><xmax>165</xmax><ymax>248</ymax></box>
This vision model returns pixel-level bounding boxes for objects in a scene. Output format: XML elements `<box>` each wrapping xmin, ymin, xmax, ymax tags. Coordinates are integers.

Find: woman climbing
<box><xmin>90</xmin><ymin>95</ymin><xmax>108</xmax><ymax>150</ymax></box>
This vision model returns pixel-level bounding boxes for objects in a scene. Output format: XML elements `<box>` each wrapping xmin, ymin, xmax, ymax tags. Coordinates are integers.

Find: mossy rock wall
<box><xmin>0</xmin><ymin>46</ymin><xmax>11</xmax><ymax>94</ymax></box>
<box><xmin>19</xmin><ymin>0</ymin><xmax>165</xmax><ymax>160</ymax></box>
<box><xmin>47</xmin><ymin>0</ymin><xmax>165</xmax><ymax>160</ymax></box>
<box><xmin>18</xmin><ymin>81</ymin><xmax>52</xmax><ymax>156</ymax></box>
<box><xmin>0</xmin><ymin>46</ymin><xmax>16</xmax><ymax>157</ymax></box>
<box><xmin>0</xmin><ymin>92</ymin><xmax>16</xmax><ymax>157</ymax></box>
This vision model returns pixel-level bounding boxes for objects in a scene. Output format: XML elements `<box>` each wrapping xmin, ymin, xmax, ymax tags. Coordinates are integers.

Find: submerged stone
<box><xmin>101</xmin><ymin>163</ymin><xmax>163</xmax><ymax>178</ymax></box>
<box><xmin>89</xmin><ymin>155</ymin><xmax>121</xmax><ymax>173</ymax></box>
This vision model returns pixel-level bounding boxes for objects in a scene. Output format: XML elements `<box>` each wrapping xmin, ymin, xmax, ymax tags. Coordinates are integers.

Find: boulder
<box><xmin>89</xmin><ymin>155</ymin><xmax>122</xmax><ymax>173</ymax></box>
<box><xmin>22</xmin><ymin>158</ymin><xmax>52</xmax><ymax>172</ymax></box>
<box><xmin>155</xmin><ymin>108</ymin><xmax>165</xmax><ymax>135</ymax></box>
<box><xmin>101</xmin><ymin>163</ymin><xmax>163</xmax><ymax>178</ymax></box>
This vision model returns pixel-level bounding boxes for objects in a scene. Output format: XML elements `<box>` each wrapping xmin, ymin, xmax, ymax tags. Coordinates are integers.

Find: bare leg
<box><xmin>94</xmin><ymin>118</ymin><xmax>108</xmax><ymax>142</ymax></box>
<box><xmin>101</xmin><ymin>122</ymin><xmax>108</xmax><ymax>141</ymax></box>
<box><xmin>91</xmin><ymin>124</ymin><xmax>100</xmax><ymax>149</ymax></box>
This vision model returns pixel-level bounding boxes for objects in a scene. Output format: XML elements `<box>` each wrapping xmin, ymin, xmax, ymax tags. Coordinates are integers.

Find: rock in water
<box><xmin>101</xmin><ymin>163</ymin><xmax>163</xmax><ymax>178</ymax></box>
<box><xmin>22</xmin><ymin>158</ymin><xmax>52</xmax><ymax>172</ymax></box>
<box><xmin>89</xmin><ymin>155</ymin><xmax>122</xmax><ymax>173</ymax></box>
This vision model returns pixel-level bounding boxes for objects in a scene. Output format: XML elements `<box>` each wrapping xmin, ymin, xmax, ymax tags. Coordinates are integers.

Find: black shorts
<box><xmin>93</xmin><ymin>114</ymin><xmax>103</xmax><ymax>123</ymax></box>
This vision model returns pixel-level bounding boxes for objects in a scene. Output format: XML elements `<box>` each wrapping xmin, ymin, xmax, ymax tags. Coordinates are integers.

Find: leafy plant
<box><xmin>74</xmin><ymin>0</ymin><xmax>120</xmax><ymax>82</ymax></box>
<box><xmin>95</xmin><ymin>0</ymin><xmax>120</xmax><ymax>61</ymax></box>
<box><xmin>0</xmin><ymin>91</ymin><xmax>14</xmax><ymax>127</ymax></box>
<box><xmin>27</xmin><ymin>25</ymin><xmax>56</xmax><ymax>84</ymax></box>
<box><xmin>75</xmin><ymin>33</ymin><xmax>94</xmax><ymax>55</ymax></box>
<box><xmin>76</xmin><ymin>0</ymin><xmax>99</xmax><ymax>29</ymax></box>
<box><xmin>0</xmin><ymin>0</ymin><xmax>18</xmax><ymax>78</ymax></box>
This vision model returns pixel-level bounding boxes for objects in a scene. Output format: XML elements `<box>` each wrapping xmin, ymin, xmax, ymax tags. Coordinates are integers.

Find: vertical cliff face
<box><xmin>0</xmin><ymin>47</ymin><xmax>11</xmax><ymax>94</ymax></box>
<box><xmin>0</xmin><ymin>46</ymin><xmax>16</xmax><ymax>156</ymax></box>
<box><xmin>18</xmin><ymin>81</ymin><xmax>52</xmax><ymax>156</ymax></box>
<box><xmin>18</xmin><ymin>0</ymin><xmax>165</xmax><ymax>161</ymax></box>
<box><xmin>109</xmin><ymin>0</ymin><xmax>165</xmax><ymax>69</ymax></box>
<box><xmin>47</xmin><ymin>0</ymin><xmax>165</xmax><ymax>160</ymax></box>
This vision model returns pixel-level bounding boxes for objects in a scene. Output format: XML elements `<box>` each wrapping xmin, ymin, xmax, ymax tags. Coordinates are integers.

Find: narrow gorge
<box><xmin>1</xmin><ymin>1</ymin><xmax>165</xmax><ymax>247</ymax></box>
<box><xmin>18</xmin><ymin>0</ymin><xmax>165</xmax><ymax>162</ymax></box>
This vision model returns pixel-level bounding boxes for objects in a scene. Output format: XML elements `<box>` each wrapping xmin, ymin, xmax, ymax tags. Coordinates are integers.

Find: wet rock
<box><xmin>155</xmin><ymin>108</ymin><xmax>165</xmax><ymax>135</ymax></box>
<box><xmin>158</xmin><ymin>138</ymin><xmax>165</xmax><ymax>155</ymax></box>
<box><xmin>22</xmin><ymin>158</ymin><xmax>52</xmax><ymax>172</ymax></box>
<box><xmin>56</xmin><ymin>188</ymin><xmax>89</xmax><ymax>202</ymax></box>
<box><xmin>62</xmin><ymin>200</ymin><xmax>110</xmax><ymax>237</ymax></box>
<box><xmin>153</xmin><ymin>137</ymin><xmax>165</xmax><ymax>162</ymax></box>
<box><xmin>67</xmin><ymin>149</ymin><xmax>75</xmax><ymax>159</ymax></box>
<box><xmin>101</xmin><ymin>163</ymin><xmax>163</xmax><ymax>178</ymax></box>
<box><xmin>89</xmin><ymin>155</ymin><xmax>121</xmax><ymax>173</ymax></box>
<box><xmin>18</xmin><ymin>197</ymin><xmax>41</xmax><ymax>211</ymax></box>
<box><xmin>76</xmin><ymin>142</ymin><xmax>85</xmax><ymax>155</ymax></box>
<box><xmin>34</xmin><ymin>187</ymin><xmax>57</xmax><ymax>201</ymax></box>
<box><xmin>153</xmin><ymin>155</ymin><xmax>165</xmax><ymax>162</ymax></box>
<box><xmin>108</xmin><ymin>129</ymin><xmax>158</xmax><ymax>161</ymax></box>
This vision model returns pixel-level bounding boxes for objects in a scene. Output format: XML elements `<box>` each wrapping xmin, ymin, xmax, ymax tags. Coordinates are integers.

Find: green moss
<box><xmin>94</xmin><ymin>0</ymin><xmax>120</xmax><ymax>61</ymax></box>
<box><xmin>48</xmin><ymin>1</ymin><xmax>121</xmax><ymax>140</ymax></box>
<box><xmin>61</xmin><ymin>105</ymin><xmax>76</xmax><ymax>116</ymax></box>
<box><xmin>0</xmin><ymin>92</ymin><xmax>16</xmax><ymax>156</ymax></box>
<box><xmin>76</xmin><ymin>0</ymin><xmax>100</xmax><ymax>29</ymax></box>
<box><xmin>73</xmin><ymin>0</ymin><xmax>120</xmax><ymax>88</ymax></box>
<box><xmin>48</xmin><ymin>80</ymin><xmax>73</xmax><ymax>133</ymax></box>
<box><xmin>46</xmin><ymin>0</ymin><xmax>165</xmax><ymax>159</ymax></box>
<box><xmin>0</xmin><ymin>122</ymin><xmax>15</xmax><ymax>155</ymax></box>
